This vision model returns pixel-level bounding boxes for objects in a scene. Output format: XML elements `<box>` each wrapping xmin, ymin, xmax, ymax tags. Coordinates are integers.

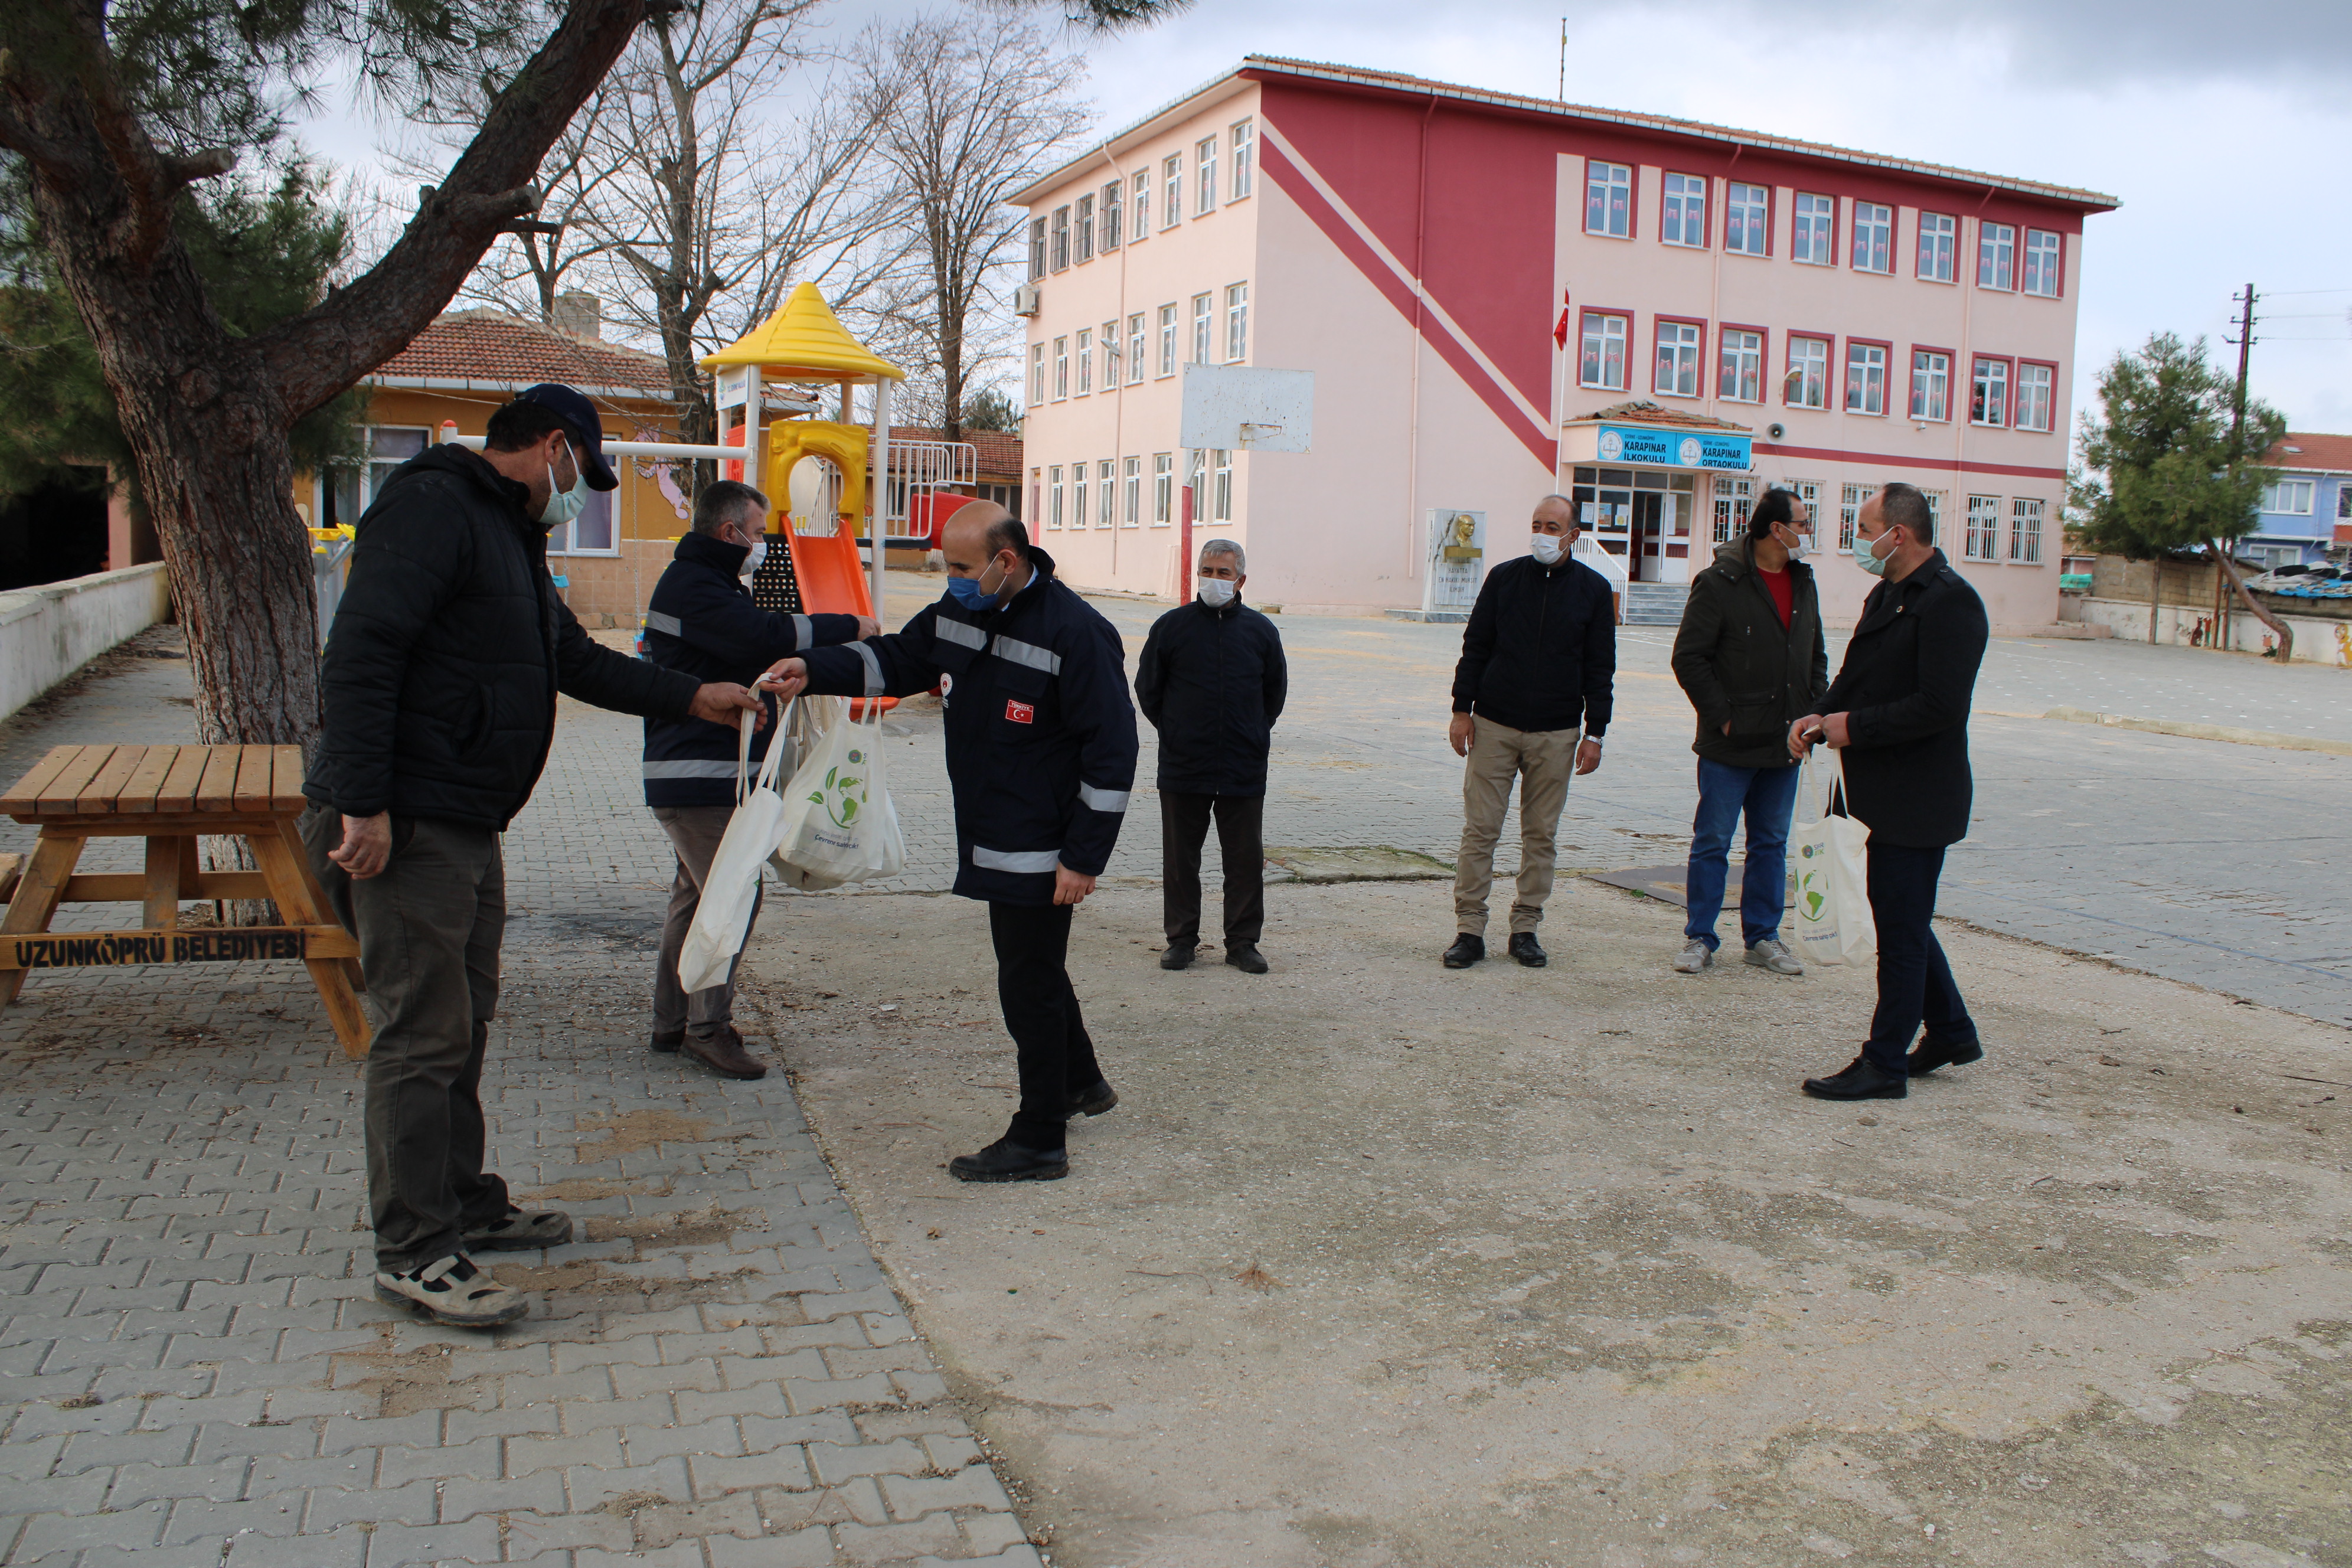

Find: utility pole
<box><xmin>1558</xmin><ymin>18</ymin><xmax>1567</xmax><ymax>100</ymax></box>
<box><xmin>2216</xmin><ymin>283</ymin><xmax>2288</xmax><ymax>659</ymax></box>
<box><xmin>2227</xmin><ymin>283</ymin><xmax>2256</xmax><ymax>450</ymax></box>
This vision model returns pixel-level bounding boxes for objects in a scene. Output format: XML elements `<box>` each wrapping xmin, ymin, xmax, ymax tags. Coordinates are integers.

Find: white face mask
<box><xmin>1530</xmin><ymin>532</ymin><xmax>1565</xmax><ymax>565</ymax></box>
<box><xmin>1783</xmin><ymin>530</ymin><xmax>1807</xmax><ymax>563</ymax></box>
<box><xmin>540</xmin><ymin>449</ymin><xmax>588</xmax><ymax>528</ymax></box>
<box><xmin>1197</xmin><ymin>577</ymin><xmax>1237</xmax><ymax>607</ymax></box>
<box><xmin>740</xmin><ymin>537</ymin><xmax>768</xmax><ymax>576</ymax></box>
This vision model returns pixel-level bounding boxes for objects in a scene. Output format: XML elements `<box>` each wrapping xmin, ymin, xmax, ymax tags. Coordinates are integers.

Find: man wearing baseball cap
<box><xmin>303</xmin><ymin>384</ymin><xmax>766</xmax><ymax>1328</ymax></box>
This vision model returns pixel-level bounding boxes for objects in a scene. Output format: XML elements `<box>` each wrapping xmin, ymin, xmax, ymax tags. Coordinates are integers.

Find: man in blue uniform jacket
<box><xmin>765</xmin><ymin>503</ymin><xmax>1138</xmax><ymax>1182</ymax></box>
<box><xmin>641</xmin><ymin>479</ymin><xmax>876</xmax><ymax>1081</ymax></box>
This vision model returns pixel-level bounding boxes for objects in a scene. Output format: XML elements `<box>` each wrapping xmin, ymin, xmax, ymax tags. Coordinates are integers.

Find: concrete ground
<box><xmin>750</xmin><ymin>877</ymin><xmax>2352</xmax><ymax>1568</ymax></box>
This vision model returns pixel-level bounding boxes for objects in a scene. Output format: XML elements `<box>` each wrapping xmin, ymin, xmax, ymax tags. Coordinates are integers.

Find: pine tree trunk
<box><xmin>2210</xmin><ymin>540</ymin><xmax>2293</xmax><ymax>664</ymax></box>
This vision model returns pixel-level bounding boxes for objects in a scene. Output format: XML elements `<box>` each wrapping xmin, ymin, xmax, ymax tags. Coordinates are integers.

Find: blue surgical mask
<box><xmin>946</xmin><ymin>558</ymin><xmax>1006</xmax><ymax>610</ymax></box>
<box><xmin>541</xmin><ymin>452</ymin><xmax>588</xmax><ymax>528</ymax></box>
<box><xmin>1856</xmin><ymin>529</ymin><xmax>1893</xmax><ymax>577</ymax></box>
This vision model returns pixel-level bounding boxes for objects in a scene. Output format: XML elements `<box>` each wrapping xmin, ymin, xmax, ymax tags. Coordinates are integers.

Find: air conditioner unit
<box><xmin>1012</xmin><ymin>283</ymin><xmax>1041</xmax><ymax>318</ymax></box>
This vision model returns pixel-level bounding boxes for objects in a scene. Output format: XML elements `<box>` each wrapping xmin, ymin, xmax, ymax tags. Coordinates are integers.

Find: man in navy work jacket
<box><xmin>302</xmin><ymin>384</ymin><xmax>763</xmax><ymax>1329</ymax></box>
<box><xmin>1443</xmin><ymin>494</ymin><xmax>1616</xmax><ymax>970</ymax></box>
<box><xmin>1790</xmin><ymin>481</ymin><xmax>1988</xmax><ymax>1101</ymax></box>
<box><xmin>1135</xmin><ymin>537</ymin><xmax>1287</xmax><ymax>974</ymax></box>
<box><xmin>641</xmin><ymin>478</ymin><xmax>877</xmax><ymax>1082</ymax></box>
<box><xmin>764</xmin><ymin>503</ymin><xmax>1138</xmax><ymax>1183</ymax></box>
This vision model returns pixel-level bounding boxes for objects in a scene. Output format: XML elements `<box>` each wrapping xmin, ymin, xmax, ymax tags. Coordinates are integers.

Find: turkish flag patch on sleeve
<box><xmin>1005</xmin><ymin>699</ymin><xmax>1035</xmax><ymax>724</ymax></box>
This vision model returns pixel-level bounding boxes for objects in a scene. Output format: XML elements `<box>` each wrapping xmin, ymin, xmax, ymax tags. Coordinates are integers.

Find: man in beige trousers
<box><xmin>1442</xmin><ymin>495</ymin><xmax>1616</xmax><ymax>969</ymax></box>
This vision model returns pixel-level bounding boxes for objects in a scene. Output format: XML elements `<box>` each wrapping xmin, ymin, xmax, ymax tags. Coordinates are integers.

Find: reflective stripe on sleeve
<box><xmin>792</xmin><ymin>613</ymin><xmax>813</xmax><ymax>646</ymax></box>
<box><xmin>935</xmin><ymin>618</ymin><xmax>986</xmax><ymax>650</ymax></box>
<box><xmin>850</xmin><ymin>641</ymin><xmax>886</xmax><ymax>696</ymax></box>
<box><xmin>1077</xmin><ymin>782</ymin><xmax>1130</xmax><ymax>813</ymax></box>
<box><xmin>645</xmin><ymin>610</ymin><xmax>682</xmax><ymax>636</ymax></box>
<box><xmin>642</xmin><ymin>759</ymin><xmax>744</xmax><ymax>779</ymax></box>
<box><xmin>991</xmin><ymin>635</ymin><xmax>1062</xmax><ymax>674</ymax></box>
<box><xmin>971</xmin><ymin>845</ymin><xmax>1060</xmax><ymax>874</ymax></box>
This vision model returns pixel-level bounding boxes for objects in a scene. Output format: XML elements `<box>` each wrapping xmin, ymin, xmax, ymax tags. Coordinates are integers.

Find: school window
<box><xmin>1187</xmin><ymin>449</ymin><xmax>1207</xmax><ymax>515</ymax></box>
<box><xmin>2022</xmin><ymin>228</ymin><xmax>2061</xmax><ymax>298</ymax></box>
<box><xmin>1910</xmin><ymin>350</ymin><xmax>1951</xmax><ymax>421</ymax></box>
<box><xmin>1970</xmin><ymin>357</ymin><xmax>2010</xmax><ymax>426</ymax></box>
<box><xmin>2009</xmin><ymin>497</ymin><xmax>2044</xmax><ymax>563</ymax></box>
<box><xmin>1918</xmin><ymin>212</ymin><xmax>1956</xmax><ymax>282</ymax></box>
<box><xmin>1838</xmin><ymin>482</ymin><xmax>1867</xmax><ymax>551</ymax></box>
<box><xmin>1845</xmin><ymin>342</ymin><xmax>1886</xmax><ymax>414</ymax></box>
<box><xmin>1585</xmin><ymin>159</ymin><xmax>1631</xmax><ymax>237</ymax></box>
<box><xmin>1579</xmin><ymin>312</ymin><xmax>1628</xmax><ymax>390</ymax></box>
<box><xmin>1073</xmin><ymin>462</ymin><xmax>1087</xmax><ymax>528</ymax></box>
<box><xmin>1126</xmin><ymin>313</ymin><xmax>1146</xmax><ymax>385</ymax></box>
<box><xmin>1162</xmin><ymin>154</ymin><xmax>1182</xmax><ymax>226</ymax></box>
<box><xmin>1230</xmin><ymin>119</ymin><xmax>1253</xmax><ymax>200</ymax></box>
<box><xmin>1028</xmin><ymin>468</ymin><xmax>1041</xmax><ymax>528</ymax></box>
<box><xmin>1027</xmin><ymin>218</ymin><xmax>1047</xmax><ymax>279</ymax></box>
<box><xmin>1977</xmin><ymin>221</ymin><xmax>2014</xmax><ymax>290</ymax></box>
<box><xmin>1157</xmin><ymin>303</ymin><xmax>1177</xmax><ymax>377</ymax></box>
<box><xmin>1132</xmin><ymin>171</ymin><xmax>1151</xmax><ymax>239</ymax></box>
<box><xmin>1654</xmin><ymin>321</ymin><xmax>1702</xmax><ymax>397</ymax></box>
<box><xmin>1713</xmin><ymin>477</ymin><xmax>1753</xmax><ymax>544</ymax></box>
<box><xmin>1152</xmin><ymin>453</ymin><xmax>1173</xmax><ymax>525</ymax></box>
<box><xmin>1792</xmin><ymin>193</ymin><xmax>1834</xmax><ymax>264</ymax></box>
<box><xmin>1097</xmin><ymin>459</ymin><xmax>1116</xmax><ymax>528</ymax></box>
<box><xmin>1788</xmin><ymin>479</ymin><xmax>1823</xmax><ymax>543</ymax></box>
<box><xmin>2263</xmin><ymin>479</ymin><xmax>2317</xmax><ymax>514</ymax></box>
<box><xmin>1724</xmin><ymin>182</ymin><xmax>1768</xmax><ymax>255</ymax></box>
<box><xmin>1100</xmin><ymin>322</ymin><xmax>1118</xmax><ymax>388</ymax></box>
<box><xmin>1212</xmin><ymin>449</ymin><xmax>1233</xmax><ymax>522</ymax></box>
<box><xmin>1919</xmin><ymin>489</ymin><xmax>1946</xmax><ymax>543</ymax></box>
<box><xmin>1050</xmin><ymin>206</ymin><xmax>1070</xmax><ymax>271</ymax></box>
<box><xmin>1224</xmin><ymin>282</ymin><xmax>1248</xmax><ymax>362</ymax></box>
<box><xmin>1047</xmin><ymin>466</ymin><xmax>1064</xmax><ymax>530</ymax></box>
<box><xmin>1853</xmin><ymin>202</ymin><xmax>1892</xmax><ymax>273</ymax></box>
<box><xmin>1051</xmin><ymin>336</ymin><xmax>1068</xmax><ymax>399</ymax></box>
<box><xmin>1196</xmin><ymin>137</ymin><xmax>1218</xmax><ymax>215</ymax></box>
<box><xmin>1786</xmin><ymin>336</ymin><xmax>1829</xmax><ymax>409</ymax></box>
<box><xmin>1192</xmin><ymin>293</ymin><xmax>1213</xmax><ymax>363</ymax></box>
<box><xmin>1028</xmin><ymin>343</ymin><xmax>1046</xmax><ymax>407</ymax></box>
<box><xmin>2015</xmin><ymin>361</ymin><xmax>2054</xmax><ymax>431</ymax></box>
<box><xmin>1074</xmin><ymin>327</ymin><xmax>1092</xmax><ymax>394</ymax></box>
<box><xmin>1661</xmin><ymin>172</ymin><xmax>1707</xmax><ymax>247</ymax></box>
<box><xmin>1075</xmin><ymin>194</ymin><xmax>1094</xmax><ymax>263</ymax></box>
<box><xmin>1719</xmin><ymin>329</ymin><xmax>1762</xmax><ymax>402</ymax></box>
<box><xmin>1122</xmin><ymin>456</ymin><xmax>1141</xmax><ymax>527</ymax></box>
<box><xmin>1965</xmin><ymin>494</ymin><xmax>2001</xmax><ymax>561</ymax></box>
<box><xmin>1100</xmin><ymin>181</ymin><xmax>1122</xmax><ymax>250</ymax></box>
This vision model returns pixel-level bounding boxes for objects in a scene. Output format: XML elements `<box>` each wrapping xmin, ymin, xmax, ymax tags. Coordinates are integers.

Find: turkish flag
<box><xmin>1553</xmin><ymin>289</ymin><xmax>1572</xmax><ymax>349</ymax></box>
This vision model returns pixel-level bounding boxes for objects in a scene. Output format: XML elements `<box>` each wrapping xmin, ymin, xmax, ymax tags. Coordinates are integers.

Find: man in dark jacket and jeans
<box><xmin>1445</xmin><ymin>494</ymin><xmax>1615</xmax><ymax>969</ymax></box>
<box><xmin>303</xmin><ymin>385</ymin><xmax>763</xmax><ymax>1327</ymax></box>
<box><xmin>1790</xmin><ymin>482</ymin><xmax>1988</xmax><ymax>1101</ymax></box>
<box><xmin>641</xmin><ymin>478</ymin><xmax>875</xmax><ymax>1080</ymax></box>
<box><xmin>1669</xmin><ymin>488</ymin><xmax>1827</xmax><ymax>977</ymax></box>
<box><xmin>1135</xmin><ymin>538</ymin><xmax>1288</xmax><ymax>975</ymax></box>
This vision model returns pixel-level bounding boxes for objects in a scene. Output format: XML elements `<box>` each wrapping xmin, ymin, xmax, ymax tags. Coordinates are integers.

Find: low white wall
<box><xmin>0</xmin><ymin>563</ymin><xmax>175</xmax><ymax>723</ymax></box>
<box><xmin>2075</xmin><ymin>595</ymin><xmax>2352</xmax><ymax>667</ymax></box>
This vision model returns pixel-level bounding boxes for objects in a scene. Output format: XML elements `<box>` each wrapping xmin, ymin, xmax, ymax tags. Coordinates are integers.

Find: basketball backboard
<box><xmin>1179</xmin><ymin>365</ymin><xmax>1314</xmax><ymax>453</ymax></box>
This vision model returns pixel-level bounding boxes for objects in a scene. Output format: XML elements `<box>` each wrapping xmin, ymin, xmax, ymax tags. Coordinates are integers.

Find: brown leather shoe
<box><xmin>681</xmin><ymin>1025</ymin><xmax>768</xmax><ymax>1080</ymax></box>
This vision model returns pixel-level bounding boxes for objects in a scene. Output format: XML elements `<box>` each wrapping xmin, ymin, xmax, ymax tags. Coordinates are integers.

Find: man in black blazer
<box><xmin>1789</xmin><ymin>482</ymin><xmax>1988</xmax><ymax>1100</ymax></box>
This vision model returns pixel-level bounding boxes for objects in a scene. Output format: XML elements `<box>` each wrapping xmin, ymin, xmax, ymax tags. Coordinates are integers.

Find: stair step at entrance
<box><xmin>1621</xmin><ymin>582</ymin><xmax>1690</xmax><ymax>626</ymax></box>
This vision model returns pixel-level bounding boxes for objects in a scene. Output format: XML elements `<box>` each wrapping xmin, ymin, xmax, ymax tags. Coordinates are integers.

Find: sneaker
<box><xmin>1672</xmin><ymin>937</ymin><xmax>1716</xmax><ymax>974</ymax></box>
<box><xmin>463</xmin><ymin>1208</ymin><xmax>574</xmax><ymax>1252</ymax></box>
<box><xmin>1744</xmin><ymin>938</ymin><xmax>1804</xmax><ymax>976</ymax></box>
<box><xmin>374</xmin><ymin>1253</ymin><xmax>527</xmax><ymax>1328</ymax></box>
<box><xmin>948</xmin><ymin>1139</ymin><xmax>1070</xmax><ymax>1183</ymax></box>
<box><xmin>682</xmin><ymin>1025</ymin><xmax>769</xmax><ymax>1080</ymax></box>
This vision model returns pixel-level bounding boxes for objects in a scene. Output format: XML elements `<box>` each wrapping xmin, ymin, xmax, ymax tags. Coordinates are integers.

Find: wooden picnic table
<box><xmin>0</xmin><ymin>744</ymin><xmax>371</xmax><ymax>1057</ymax></box>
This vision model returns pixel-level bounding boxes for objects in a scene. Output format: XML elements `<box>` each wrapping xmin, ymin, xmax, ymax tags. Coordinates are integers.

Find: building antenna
<box><xmin>1558</xmin><ymin>18</ymin><xmax>1568</xmax><ymax>100</ymax></box>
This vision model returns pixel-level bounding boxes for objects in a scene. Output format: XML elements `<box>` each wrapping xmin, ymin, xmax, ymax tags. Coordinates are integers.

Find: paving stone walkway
<box><xmin>0</xmin><ymin>631</ymin><xmax>1036</xmax><ymax>1568</ymax></box>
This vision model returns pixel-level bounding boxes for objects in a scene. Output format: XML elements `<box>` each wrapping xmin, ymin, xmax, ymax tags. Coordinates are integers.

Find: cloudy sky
<box><xmin>302</xmin><ymin>0</ymin><xmax>2352</xmax><ymax>434</ymax></box>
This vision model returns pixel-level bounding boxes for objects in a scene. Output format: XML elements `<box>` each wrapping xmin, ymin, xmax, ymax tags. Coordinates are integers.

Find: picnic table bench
<box><xmin>0</xmin><ymin>744</ymin><xmax>371</xmax><ymax>1057</ymax></box>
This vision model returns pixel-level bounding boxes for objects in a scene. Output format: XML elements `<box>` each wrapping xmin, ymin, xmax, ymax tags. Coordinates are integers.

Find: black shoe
<box><xmin>948</xmin><ymin>1139</ymin><xmax>1070</xmax><ymax>1182</ymax></box>
<box><xmin>1225</xmin><ymin>943</ymin><xmax>1269</xmax><ymax>974</ymax></box>
<box><xmin>650</xmin><ymin>1031</ymin><xmax>684</xmax><ymax>1054</ymax></box>
<box><xmin>1801</xmin><ymin>1055</ymin><xmax>1908</xmax><ymax>1100</ymax></box>
<box><xmin>1907</xmin><ymin>1035</ymin><xmax>1984</xmax><ymax>1076</ymax></box>
<box><xmin>1159</xmin><ymin>943</ymin><xmax>1195</xmax><ymax>971</ymax></box>
<box><xmin>1062</xmin><ymin>1079</ymin><xmax>1119</xmax><ymax>1120</ymax></box>
<box><xmin>1442</xmin><ymin>934</ymin><xmax>1485</xmax><ymax>969</ymax></box>
<box><xmin>1507</xmin><ymin>933</ymin><xmax>1547</xmax><ymax>968</ymax></box>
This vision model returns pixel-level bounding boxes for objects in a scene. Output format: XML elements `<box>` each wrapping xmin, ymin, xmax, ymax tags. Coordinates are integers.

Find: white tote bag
<box><xmin>775</xmin><ymin>696</ymin><xmax>904</xmax><ymax>887</ymax></box>
<box><xmin>1789</xmin><ymin>749</ymin><xmax>1875</xmax><ymax>968</ymax></box>
<box><xmin>676</xmin><ymin>705</ymin><xmax>796</xmax><ymax>994</ymax></box>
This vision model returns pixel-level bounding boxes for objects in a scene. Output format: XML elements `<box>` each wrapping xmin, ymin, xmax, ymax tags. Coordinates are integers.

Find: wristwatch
<box><xmin>1583</xmin><ymin>733</ymin><xmax>1604</xmax><ymax>748</ymax></box>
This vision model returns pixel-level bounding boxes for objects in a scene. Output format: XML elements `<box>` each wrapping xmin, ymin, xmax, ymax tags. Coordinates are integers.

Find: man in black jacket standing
<box><xmin>1445</xmin><ymin>495</ymin><xmax>1616</xmax><ymax>969</ymax></box>
<box><xmin>1789</xmin><ymin>482</ymin><xmax>1988</xmax><ymax>1100</ymax></box>
<box><xmin>303</xmin><ymin>385</ymin><xmax>763</xmax><ymax>1327</ymax></box>
<box><xmin>1135</xmin><ymin>538</ymin><xmax>1288</xmax><ymax>975</ymax></box>
<box><xmin>1669</xmin><ymin>488</ymin><xmax>1827</xmax><ymax>978</ymax></box>
<box><xmin>640</xmin><ymin>478</ymin><xmax>875</xmax><ymax>1081</ymax></box>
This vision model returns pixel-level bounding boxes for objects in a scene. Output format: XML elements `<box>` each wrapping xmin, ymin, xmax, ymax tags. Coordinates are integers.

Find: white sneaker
<box><xmin>1745</xmin><ymin>938</ymin><xmax>1805</xmax><ymax>976</ymax></box>
<box><xmin>1672</xmin><ymin>937</ymin><xmax>1715</xmax><ymax>974</ymax></box>
<box><xmin>374</xmin><ymin>1253</ymin><xmax>527</xmax><ymax>1328</ymax></box>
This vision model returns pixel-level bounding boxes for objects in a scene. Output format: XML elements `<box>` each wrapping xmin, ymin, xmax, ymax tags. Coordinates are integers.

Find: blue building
<box><xmin>2243</xmin><ymin>433</ymin><xmax>2351</xmax><ymax>568</ymax></box>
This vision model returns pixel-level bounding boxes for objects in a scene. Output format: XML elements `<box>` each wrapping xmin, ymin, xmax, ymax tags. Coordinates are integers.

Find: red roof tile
<box><xmin>1567</xmin><ymin>400</ymin><xmax>1753</xmax><ymax>433</ymax></box>
<box><xmin>369</xmin><ymin>309</ymin><xmax>677</xmax><ymax>400</ymax></box>
<box><xmin>2265</xmin><ymin>433</ymin><xmax>2352</xmax><ymax>473</ymax></box>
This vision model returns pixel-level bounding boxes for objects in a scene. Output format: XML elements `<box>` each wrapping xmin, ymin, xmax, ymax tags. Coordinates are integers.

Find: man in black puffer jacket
<box><xmin>302</xmin><ymin>385</ymin><xmax>763</xmax><ymax>1329</ymax></box>
<box><xmin>1443</xmin><ymin>494</ymin><xmax>1616</xmax><ymax>970</ymax></box>
<box><xmin>640</xmin><ymin>478</ymin><xmax>874</xmax><ymax>1081</ymax></box>
<box><xmin>1135</xmin><ymin>538</ymin><xmax>1288</xmax><ymax>975</ymax></box>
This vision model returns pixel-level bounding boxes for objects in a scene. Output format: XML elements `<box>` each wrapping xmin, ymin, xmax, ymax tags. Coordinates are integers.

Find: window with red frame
<box><xmin>1724</xmin><ymin>182</ymin><xmax>1769</xmax><ymax>255</ymax></box>
<box><xmin>1580</xmin><ymin>312</ymin><xmax>1628</xmax><ymax>390</ymax></box>
<box><xmin>1785</xmin><ymin>335</ymin><xmax>1830</xmax><ymax>408</ymax></box>
<box><xmin>1793</xmin><ymin>194</ymin><xmax>1834</xmax><ymax>264</ymax></box>
<box><xmin>1661</xmin><ymin>172</ymin><xmax>1707</xmax><ymax>247</ymax></box>
<box><xmin>1970</xmin><ymin>357</ymin><xmax>2010</xmax><ymax>426</ymax></box>
<box><xmin>1719</xmin><ymin>329</ymin><xmax>1763</xmax><ymax>401</ymax></box>
<box><xmin>1655</xmin><ymin>320</ymin><xmax>1703</xmax><ymax>396</ymax></box>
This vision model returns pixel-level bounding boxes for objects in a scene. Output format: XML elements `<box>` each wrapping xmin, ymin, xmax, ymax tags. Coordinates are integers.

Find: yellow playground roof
<box><xmin>700</xmin><ymin>282</ymin><xmax>906</xmax><ymax>382</ymax></box>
